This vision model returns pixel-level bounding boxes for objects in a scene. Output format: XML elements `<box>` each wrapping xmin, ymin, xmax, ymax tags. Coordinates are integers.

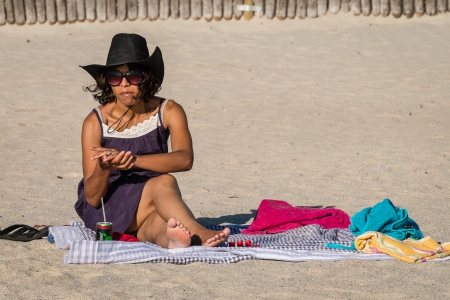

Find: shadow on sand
<box><xmin>196</xmin><ymin>210</ymin><xmax>257</xmax><ymax>226</ymax></box>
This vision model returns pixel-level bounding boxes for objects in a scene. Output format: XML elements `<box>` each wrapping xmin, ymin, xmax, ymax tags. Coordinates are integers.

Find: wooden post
<box><xmin>372</xmin><ymin>0</ymin><xmax>380</xmax><ymax>15</ymax></box>
<box><xmin>55</xmin><ymin>0</ymin><xmax>66</xmax><ymax>23</ymax></box>
<box><xmin>117</xmin><ymin>0</ymin><xmax>126</xmax><ymax>20</ymax></box>
<box><xmin>86</xmin><ymin>0</ymin><xmax>96</xmax><ymax>22</ymax></box>
<box><xmin>318</xmin><ymin>0</ymin><xmax>327</xmax><ymax>15</ymax></box>
<box><xmin>265</xmin><ymin>0</ymin><xmax>275</xmax><ymax>18</ymax></box>
<box><xmin>107</xmin><ymin>0</ymin><xmax>116</xmax><ymax>21</ymax></box>
<box><xmin>361</xmin><ymin>0</ymin><xmax>371</xmax><ymax>15</ymax></box>
<box><xmin>138</xmin><ymin>0</ymin><xmax>147</xmax><ymax>19</ymax></box>
<box><xmin>403</xmin><ymin>0</ymin><xmax>413</xmax><ymax>17</ymax></box>
<box><xmin>76</xmin><ymin>0</ymin><xmax>85</xmax><ymax>21</ymax></box>
<box><xmin>24</xmin><ymin>0</ymin><xmax>37</xmax><ymax>24</ymax></box>
<box><xmin>307</xmin><ymin>0</ymin><xmax>318</xmax><ymax>17</ymax></box>
<box><xmin>223</xmin><ymin>0</ymin><xmax>233</xmax><ymax>20</ymax></box>
<box><xmin>67</xmin><ymin>0</ymin><xmax>77</xmax><ymax>23</ymax></box>
<box><xmin>213</xmin><ymin>0</ymin><xmax>222</xmax><ymax>20</ymax></box>
<box><xmin>147</xmin><ymin>0</ymin><xmax>159</xmax><ymax>20</ymax></box>
<box><xmin>243</xmin><ymin>0</ymin><xmax>255</xmax><ymax>20</ymax></box>
<box><xmin>0</xmin><ymin>0</ymin><xmax>6</xmax><ymax>25</ymax></box>
<box><xmin>391</xmin><ymin>0</ymin><xmax>401</xmax><ymax>17</ymax></box>
<box><xmin>13</xmin><ymin>0</ymin><xmax>26</xmax><ymax>25</ymax></box>
<box><xmin>45</xmin><ymin>0</ymin><xmax>56</xmax><ymax>24</ymax></box>
<box><xmin>350</xmin><ymin>0</ymin><xmax>361</xmax><ymax>14</ymax></box>
<box><xmin>190</xmin><ymin>0</ymin><xmax>201</xmax><ymax>19</ymax></box>
<box><xmin>380</xmin><ymin>0</ymin><xmax>389</xmax><ymax>16</ymax></box>
<box><xmin>287</xmin><ymin>0</ymin><xmax>296</xmax><ymax>18</ymax></box>
<box><xmin>180</xmin><ymin>0</ymin><xmax>191</xmax><ymax>19</ymax></box>
<box><xmin>160</xmin><ymin>0</ymin><xmax>170</xmax><ymax>19</ymax></box>
<box><xmin>414</xmin><ymin>0</ymin><xmax>424</xmax><ymax>15</ymax></box>
<box><xmin>35</xmin><ymin>0</ymin><xmax>46</xmax><ymax>23</ymax></box>
<box><xmin>276</xmin><ymin>0</ymin><xmax>287</xmax><ymax>19</ymax></box>
<box><xmin>202</xmin><ymin>0</ymin><xmax>213</xmax><ymax>20</ymax></box>
<box><xmin>127</xmin><ymin>0</ymin><xmax>138</xmax><ymax>20</ymax></box>
<box><xmin>97</xmin><ymin>0</ymin><xmax>107</xmax><ymax>21</ymax></box>
<box><xmin>170</xmin><ymin>0</ymin><xmax>179</xmax><ymax>19</ymax></box>
<box><xmin>436</xmin><ymin>0</ymin><xmax>446</xmax><ymax>12</ymax></box>
<box><xmin>254</xmin><ymin>0</ymin><xmax>264</xmax><ymax>17</ymax></box>
<box><xmin>341</xmin><ymin>0</ymin><xmax>350</xmax><ymax>11</ymax></box>
<box><xmin>425</xmin><ymin>0</ymin><xmax>436</xmax><ymax>14</ymax></box>
<box><xmin>297</xmin><ymin>0</ymin><xmax>307</xmax><ymax>17</ymax></box>
<box><xmin>5</xmin><ymin>0</ymin><xmax>15</xmax><ymax>24</ymax></box>
<box><xmin>233</xmin><ymin>0</ymin><xmax>243</xmax><ymax>19</ymax></box>
<box><xmin>329</xmin><ymin>0</ymin><xmax>341</xmax><ymax>14</ymax></box>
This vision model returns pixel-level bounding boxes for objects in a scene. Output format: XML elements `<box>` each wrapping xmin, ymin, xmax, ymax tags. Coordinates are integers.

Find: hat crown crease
<box><xmin>106</xmin><ymin>36</ymin><xmax>150</xmax><ymax>65</ymax></box>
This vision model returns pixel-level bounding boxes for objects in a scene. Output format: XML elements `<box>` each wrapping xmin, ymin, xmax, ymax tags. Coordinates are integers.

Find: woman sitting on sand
<box><xmin>75</xmin><ymin>33</ymin><xmax>230</xmax><ymax>248</ymax></box>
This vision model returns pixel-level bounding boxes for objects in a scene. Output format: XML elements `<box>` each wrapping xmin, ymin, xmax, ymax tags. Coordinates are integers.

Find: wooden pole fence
<box><xmin>0</xmin><ymin>0</ymin><xmax>448</xmax><ymax>25</ymax></box>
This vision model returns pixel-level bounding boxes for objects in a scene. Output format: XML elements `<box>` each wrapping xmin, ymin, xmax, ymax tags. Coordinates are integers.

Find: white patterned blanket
<box><xmin>49</xmin><ymin>221</ymin><xmax>393</xmax><ymax>264</ymax></box>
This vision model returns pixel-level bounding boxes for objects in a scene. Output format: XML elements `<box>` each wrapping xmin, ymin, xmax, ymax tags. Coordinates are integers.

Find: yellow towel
<box><xmin>355</xmin><ymin>231</ymin><xmax>450</xmax><ymax>263</ymax></box>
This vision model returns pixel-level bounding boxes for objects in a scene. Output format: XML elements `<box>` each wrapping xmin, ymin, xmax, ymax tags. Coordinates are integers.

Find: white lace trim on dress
<box><xmin>94</xmin><ymin>101</ymin><xmax>167</xmax><ymax>139</ymax></box>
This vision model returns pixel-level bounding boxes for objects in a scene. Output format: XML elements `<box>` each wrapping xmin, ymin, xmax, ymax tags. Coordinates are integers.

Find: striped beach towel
<box><xmin>50</xmin><ymin>221</ymin><xmax>395</xmax><ymax>264</ymax></box>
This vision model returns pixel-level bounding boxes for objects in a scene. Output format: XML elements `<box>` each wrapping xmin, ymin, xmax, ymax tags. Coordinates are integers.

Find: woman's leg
<box><xmin>136</xmin><ymin>212</ymin><xmax>191</xmax><ymax>248</ymax></box>
<box><xmin>126</xmin><ymin>174</ymin><xmax>230</xmax><ymax>248</ymax></box>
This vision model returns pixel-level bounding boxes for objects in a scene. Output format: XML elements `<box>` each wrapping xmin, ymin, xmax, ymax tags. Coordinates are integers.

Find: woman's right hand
<box><xmin>90</xmin><ymin>147</ymin><xmax>136</xmax><ymax>170</ymax></box>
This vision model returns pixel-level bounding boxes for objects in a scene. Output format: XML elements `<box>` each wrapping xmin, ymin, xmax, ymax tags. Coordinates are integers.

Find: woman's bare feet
<box><xmin>203</xmin><ymin>227</ymin><xmax>231</xmax><ymax>246</ymax></box>
<box><xmin>167</xmin><ymin>218</ymin><xmax>191</xmax><ymax>249</ymax></box>
<box><xmin>190</xmin><ymin>227</ymin><xmax>231</xmax><ymax>247</ymax></box>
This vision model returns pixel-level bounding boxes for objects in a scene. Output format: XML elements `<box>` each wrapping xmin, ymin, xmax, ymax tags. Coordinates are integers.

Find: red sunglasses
<box><xmin>106</xmin><ymin>70</ymin><xmax>143</xmax><ymax>86</ymax></box>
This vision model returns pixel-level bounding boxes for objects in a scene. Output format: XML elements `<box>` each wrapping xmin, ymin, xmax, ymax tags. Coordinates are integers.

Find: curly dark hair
<box><xmin>83</xmin><ymin>64</ymin><xmax>162</xmax><ymax>105</ymax></box>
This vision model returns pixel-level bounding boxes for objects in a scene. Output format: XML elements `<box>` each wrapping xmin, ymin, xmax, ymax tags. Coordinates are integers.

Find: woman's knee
<box><xmin>142</xmin><ymin>174</ymin><xmax>180</xmax><ymax>199</ymax></box>
<box><xmin>150</xmin><ymin>174</ymin><xmax>179</xmax><ymax>189</ymax></box>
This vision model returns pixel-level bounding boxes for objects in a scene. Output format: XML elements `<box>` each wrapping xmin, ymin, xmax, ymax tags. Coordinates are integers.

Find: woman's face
<box><xmin>110</xmin><ymin>64</ymin><xmax>141</xmax><ymax>107</ymax></box>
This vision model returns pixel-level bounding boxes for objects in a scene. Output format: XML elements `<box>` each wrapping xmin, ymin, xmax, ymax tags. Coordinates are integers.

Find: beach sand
<box><xmin>0</xmin><ymin>13</ymin><xmax>449</xmax><ymax>299</ymax></box>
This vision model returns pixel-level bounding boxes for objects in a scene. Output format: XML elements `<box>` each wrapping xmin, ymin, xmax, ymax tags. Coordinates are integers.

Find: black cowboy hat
<box><xmin>80</xmin><ymin>33</ymin><xmax>164</xmax><ymax>83</ymax></box>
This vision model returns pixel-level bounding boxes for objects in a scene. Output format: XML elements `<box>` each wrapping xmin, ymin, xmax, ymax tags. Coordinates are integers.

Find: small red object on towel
<box><xmin>228</xmin><ymin>240</ymin><xmax>260</xmax><ymax>247</ymax></box>
<box><xmin>112</xmin><ymin>232</ymin><xmax>140</xmax><ymax>242</ymax></box>
<box><xmin>242</xmin><ymin>199</ymin><xmax>351</xmax><ymax>234</ymax></box>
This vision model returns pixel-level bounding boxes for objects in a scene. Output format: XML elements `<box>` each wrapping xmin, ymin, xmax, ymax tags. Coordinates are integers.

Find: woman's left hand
<box><xmin>90</xmin><ymin>147</ymin><xmax>136</xmax><ymax>170</ymax></box>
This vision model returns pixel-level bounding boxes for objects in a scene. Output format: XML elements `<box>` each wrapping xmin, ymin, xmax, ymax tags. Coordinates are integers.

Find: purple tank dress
<box><xmin>75</xmin><ymin>99</ymin><xmax>170</xmax><ymax>233</ymax></box>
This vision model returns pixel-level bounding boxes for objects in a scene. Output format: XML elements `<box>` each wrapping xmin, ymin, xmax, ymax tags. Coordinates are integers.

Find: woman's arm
<box><xmin>133</xmin><ymin>100</ymin><xmax>194</xmax><ymax>173</ymax></box>
<box><xmin>81</xmin><ymin>112</ymin><xmax>114</xmax><ymax>207</ymax></box>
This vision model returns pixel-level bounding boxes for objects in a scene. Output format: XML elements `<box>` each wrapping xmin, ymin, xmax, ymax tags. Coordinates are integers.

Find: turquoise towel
<box><xmin>349</xmin><ymin>198</ymin><xmax>423</xmax><ymax>240</ymax></box>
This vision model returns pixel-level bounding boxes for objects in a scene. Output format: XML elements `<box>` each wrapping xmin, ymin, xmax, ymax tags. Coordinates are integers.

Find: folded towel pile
<box><xmin>349</xmin><ymin>198</ymin><xmax>424</xmax><ymax>240</ymax></box>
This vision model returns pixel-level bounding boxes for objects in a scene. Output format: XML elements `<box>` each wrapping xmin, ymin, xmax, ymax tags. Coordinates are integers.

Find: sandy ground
<box><xmin>0</xmin><ymin>12</ymin><xmax>449</xmax><ymax>299</ymax></box>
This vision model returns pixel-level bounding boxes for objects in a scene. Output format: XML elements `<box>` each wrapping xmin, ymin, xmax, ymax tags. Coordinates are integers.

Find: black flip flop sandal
<box><xmin>0</xmin><ymin>224</ymin><xmax>50</xmax><ymax>242</ymax></box>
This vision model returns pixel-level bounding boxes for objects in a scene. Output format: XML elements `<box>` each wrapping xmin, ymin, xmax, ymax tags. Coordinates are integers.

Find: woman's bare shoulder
<box><xmin>82</xmin><ymin>108</ymin><xmax>102</xmax><ymax>132</ymax></box>
<box><xmin>160</xmin><ymin>99</ymin><xmax>188</xmax><ymax>128</ymax></box>
<box><xmin>163</xmin><ymin>99</ymin><xmax>185</xmax><ymax>113</ymax></box>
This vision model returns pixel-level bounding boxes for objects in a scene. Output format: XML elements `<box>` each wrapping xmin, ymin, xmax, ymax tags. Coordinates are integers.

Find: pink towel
<box><xmin>242</xmin><ymin>199</ymin><xmax>351</xmax><ymax>234</ymax></box>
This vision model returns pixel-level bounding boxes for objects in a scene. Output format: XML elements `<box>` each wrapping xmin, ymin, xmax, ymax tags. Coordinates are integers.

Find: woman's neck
<box><xmin>104</xmin><ymin>98</ymin><xmax>161</xmax><ymax>133</ymax></box>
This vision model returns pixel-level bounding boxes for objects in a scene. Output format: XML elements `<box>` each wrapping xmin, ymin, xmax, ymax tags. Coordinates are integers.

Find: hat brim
<box><xmin>80</xmin><ymin>46</ymin><xmax>164</xmax><ymax>84</ymax></box>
